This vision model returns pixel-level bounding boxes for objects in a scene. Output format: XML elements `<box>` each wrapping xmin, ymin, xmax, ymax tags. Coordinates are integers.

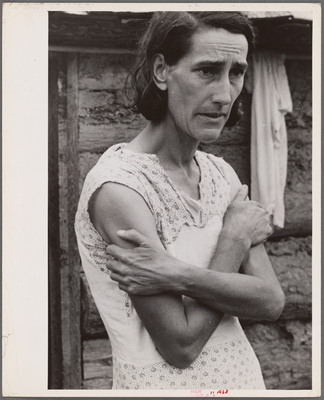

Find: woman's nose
<box><xmin>210</xmin><ymin>77</ymin><xmax>231</xmax><ymax>105</ymax></box>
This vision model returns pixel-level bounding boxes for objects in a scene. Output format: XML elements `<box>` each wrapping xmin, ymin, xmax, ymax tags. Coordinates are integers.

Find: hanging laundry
<box><xmin>248</xmin><ymin>51</ymin><xmax>293</xmax><ymax>228</ymax></box>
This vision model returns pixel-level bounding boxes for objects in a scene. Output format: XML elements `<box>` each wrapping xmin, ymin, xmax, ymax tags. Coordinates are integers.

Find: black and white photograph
<box><xmin>3</xmin><ymin>2</ymin><xmax>321</xmax><ymax>397</ymax></box>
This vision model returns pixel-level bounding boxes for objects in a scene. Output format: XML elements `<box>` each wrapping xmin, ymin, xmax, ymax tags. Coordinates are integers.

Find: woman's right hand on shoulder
<box><xmin>106</xmin><ymin>229</ymin><xmax>179</xmax><ymax>296</ymax></box>
<box><xmin>222</xmin><ymin>185</ymin><xmax>273</xmax><ymax>247</ymax></box>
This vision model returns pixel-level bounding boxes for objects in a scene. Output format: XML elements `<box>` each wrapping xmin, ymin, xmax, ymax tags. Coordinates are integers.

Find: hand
<box><xmin>222</xmin><ymin>185</ymin><xmax>273</xmax><ymax>247</ymax></box>
<box><xmin>106</xmin><ymin>229</ymin><xmax>176</xmax><ymax>295</ymax></box>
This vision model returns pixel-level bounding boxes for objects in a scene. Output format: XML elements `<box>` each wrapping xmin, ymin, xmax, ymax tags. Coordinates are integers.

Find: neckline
<box><xmin>113</xmin><ymin>143</ymin><xmax>204</xmax><ymax>203</ymax></box>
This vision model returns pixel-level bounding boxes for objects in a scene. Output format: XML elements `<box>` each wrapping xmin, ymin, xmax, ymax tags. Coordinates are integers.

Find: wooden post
<box><xmin>48</xmin><ymin>53</ymin><xmax>63</xmax><ymax>389</ymax></box>
<box><xmin>60</xmin><ymin>52</ymin><xmax>82</xmax><ymax>388</ymax></box>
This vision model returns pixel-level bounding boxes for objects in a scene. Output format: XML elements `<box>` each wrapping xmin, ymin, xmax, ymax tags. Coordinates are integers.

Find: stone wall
<box><xmin>61</xmin><ymin>51</ymin><xmax>312</xmax><ymax>389</ymax></box>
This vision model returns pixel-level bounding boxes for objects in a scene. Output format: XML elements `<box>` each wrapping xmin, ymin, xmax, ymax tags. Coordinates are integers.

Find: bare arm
<box><xmin>106</xmin><ymin>166</ymin><xmax>284</xmax><ymax>321</ymax></box>
<box><xmin>110</xmin><ymin>230</ymin><xmax>284</xmax><ymax>321</ymax></box>
<box><xmin>178</xmin><ymin>166</ymin><xmax>284</xmax><ymax>320</ymax></box>
<box><xmin>89</xmin><ymin>182</ymin><xmax>224</xmax><ymax>369</ymax></box>
<box><xmin>167</xmin><ymin>243</ymin><xmax>284</xmax><ymax>321</ymax></box>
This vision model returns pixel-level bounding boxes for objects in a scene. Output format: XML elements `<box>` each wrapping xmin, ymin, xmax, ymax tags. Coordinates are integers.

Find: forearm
<box><xmin>167</xmin><ymin>239</ymin><xmax>284</xmax><ymax>321</ymax></box>
<box><xmin>130</xmin><ymin>292</ymin><xmax>224</xmax><ymax>369</ymax></box>
<box><xmin>176</xmin><ymin>267</ymin><xmax>277</xmax><ymax>320</ymax></box>
<box><xmin>107</xmin><ymin>228</ymin><xmax>282</xmax><ymax>321</ymax></box>
<box><xmin>209</xmin><ymin>229</ymin><xmax>250</xmax><ymax>273</ymax></box>
<box><xmin>182</xmin><ymin>296</ymin><xmax>224</xmax><ymax>346</ymax></box>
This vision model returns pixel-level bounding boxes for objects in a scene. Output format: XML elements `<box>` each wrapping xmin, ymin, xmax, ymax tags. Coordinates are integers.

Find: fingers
<box><xmin>106</xmin><ymin>229</ymin><xmax>149</xmax><ymax>261</ymax></box>
<box><xmin>266</xmin><ymin>220</ymin><xmax>274</xmax><ymax>237</ymax></box>
<box><xmin>233</xmin><ymin>184</ymin><xmax>249</xmax><ymax>202</ymax></box>
<box><xmin>106</xmin><ymin>258</ymin><xmax>123</xmax><ymax>274</ymax></box>
<box><xmin>110</xmin><ymin>272</ymin><xmax>131</xmax><ymax>293</ymax></box>
<box><xmin>116</xmin><ymin>229</ymin><xmax>149</xmax><ymax>247</ymax></box>
<box><xmin>251</xmin><ymin>215</ymin><xmax>274</xmax><ymax>246</ymax></box>
<box><xmin>118</xmin><ymin>283</ymin><xmax>128</xmax><ymax>293</ymax></box>
<box><xmin>107</xmin><ymin>259</ymin><xmax>128</xmax><ymax>284</ymax></box>
<box><xmin>110</xmin><ymin>271</ymin><xmax>123</xmax><ymax>283</ymax></box>
<box><xmin>106</xmin><ymin>243</ymin><xmax>129</xmax><ymax>262</ymax></box>
<box><xmin>107</xmin><ymin>262</ymin><xmax>134</xmax><ymax>294</ymax></box>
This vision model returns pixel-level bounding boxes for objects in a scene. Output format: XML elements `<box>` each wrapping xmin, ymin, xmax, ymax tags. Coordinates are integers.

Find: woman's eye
<box><xmin>230</xmin><ymin>68</ymin><xmax>245</xmax><ymax>78</ymax></box>
<box><xmin>198</xmin><ymin>67</ymin><xmax>217</xmax><ymax>77</ymax></box>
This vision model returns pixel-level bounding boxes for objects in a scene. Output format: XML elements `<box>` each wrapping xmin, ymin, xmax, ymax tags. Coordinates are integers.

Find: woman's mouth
<box><xmin>199</xmin><ymin>113</ymin><xmax>226</xmax><ymax>121</ymax></box>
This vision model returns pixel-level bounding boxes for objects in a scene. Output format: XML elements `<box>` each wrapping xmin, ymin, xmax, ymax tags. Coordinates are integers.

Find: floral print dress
<box><xmin>75</xmin><ymin>144</ymin><xmax>265</xmax><ymax>390</ymax></box>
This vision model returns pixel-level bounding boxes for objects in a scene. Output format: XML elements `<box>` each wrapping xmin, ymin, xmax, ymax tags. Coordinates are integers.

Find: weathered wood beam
<box><xmin>49</xmin><ymin>11</ymin><xmax>312</xmax><ymax>55</ymax></box>
<box><xmin>60</xmin><ymin>52</ymin><xmax>82</xmax><ymax>388</ymax></box>
<box><xmin>49</xmin><ymin>11</ymin><xmax>151</xmax><ymax>50</ymax></box>
<box><xmin>49</xmin><ymin>45</ymin><xmax>135</xmax><ymax>55</ymax></box>
<box><xmin>48</xmin><ymin>53</ymin><xmax>63</xmax><ymax>389</ymax></box>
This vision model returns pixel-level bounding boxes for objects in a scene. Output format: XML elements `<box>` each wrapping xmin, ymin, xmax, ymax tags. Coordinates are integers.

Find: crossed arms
<box><xmin>88</xmin><ymin>165</ymin><xmax>285</xmax><ymax>368</ymax></box>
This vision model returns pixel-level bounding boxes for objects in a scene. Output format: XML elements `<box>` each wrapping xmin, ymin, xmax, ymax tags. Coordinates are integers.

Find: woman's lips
<box><xmin>199</xmin><ymin>113</ymin><xmax>226</xmax><ymax>121</ymax></box>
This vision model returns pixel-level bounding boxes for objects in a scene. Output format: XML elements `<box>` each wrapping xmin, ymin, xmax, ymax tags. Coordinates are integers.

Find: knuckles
<box><xmin>127</xmin><ymin>286</ymin><xmax>138</xmax><ymax>296</ymax></box>
<box><xmin>119</xmin><ymin>282</ymin><xmax>138</xmax><ymax>296</ymax></box>
<box><xmin>226</xmin><ymin>199</ymin><xmax>274</xmax><ymax>245</ymax></box>
<box><xmin>124</xmin><ymin>275</ymin><xmax>133</xmax><ymax>285</ymax></box>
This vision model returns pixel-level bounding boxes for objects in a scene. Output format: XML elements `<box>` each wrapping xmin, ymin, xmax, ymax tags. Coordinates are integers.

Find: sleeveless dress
<box><xmin>75</xmin><ymin>143</ymin><xmax>266</xmax><ymax>390</ymax></box>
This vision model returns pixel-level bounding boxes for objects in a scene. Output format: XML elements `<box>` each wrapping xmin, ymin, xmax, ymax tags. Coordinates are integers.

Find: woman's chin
<box><xmin>197</xmin><ymin>129</ymin><xmax>223</xmax><ymax>144</ymax></box>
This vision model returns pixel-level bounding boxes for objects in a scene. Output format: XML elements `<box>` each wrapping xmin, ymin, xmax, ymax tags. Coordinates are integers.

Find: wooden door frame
<box><xmin>48</xmin><ymin>52</ymin><xmax>63</xmax><ymax>389</ymax></box>
<box><xmin>48</xmin><ymin>51</ymin><xmax>82</xmax><ymax>389</ymax></box>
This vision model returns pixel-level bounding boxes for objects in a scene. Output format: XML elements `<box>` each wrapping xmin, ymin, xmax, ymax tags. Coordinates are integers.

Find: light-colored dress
<box><xmin>75</xmin><ymin>143</ymin><xmax>266</xmax><ymax>390</ymax></box>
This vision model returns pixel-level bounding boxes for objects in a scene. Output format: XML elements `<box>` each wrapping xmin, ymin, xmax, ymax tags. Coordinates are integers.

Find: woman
<box><xmin>75</xmin><ymin>11</ymin><xmax>285</xmax><ymax>390</ymax></box>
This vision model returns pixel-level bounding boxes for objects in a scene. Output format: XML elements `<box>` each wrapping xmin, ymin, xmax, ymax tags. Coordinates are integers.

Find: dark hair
<box><xmin>128</xmin><ymin>11</ymin><xmax>256</xmax><ymax>125</ymax></box>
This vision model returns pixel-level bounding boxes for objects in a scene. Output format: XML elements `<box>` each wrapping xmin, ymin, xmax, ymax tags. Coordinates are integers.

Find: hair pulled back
<box><xmin>129</xmin><ymin>11</ymin><xmax>256</xmax><ymax>125</ymax></box>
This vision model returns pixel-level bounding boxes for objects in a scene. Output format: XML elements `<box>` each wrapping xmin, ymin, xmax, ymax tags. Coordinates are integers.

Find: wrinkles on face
<box><xmin>164</xmin><ymin>28</ymin><xmax>248</xmax><ymax>144</ymax></box>
<box><xmin>193</xmin><ymin>28</ymin><xmax>247</xmax><ymax>57</ymax></box>
<box><xmin>197</xmin><ymin>42</ymin><xmax>248</xmax><ymax>56</ymax></box>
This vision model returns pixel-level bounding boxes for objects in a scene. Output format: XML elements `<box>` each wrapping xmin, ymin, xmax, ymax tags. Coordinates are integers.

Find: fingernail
<box><xmin>117</xmin><ymin>230</ymin><xmax>126</xmax><ymax>235</ymax></box>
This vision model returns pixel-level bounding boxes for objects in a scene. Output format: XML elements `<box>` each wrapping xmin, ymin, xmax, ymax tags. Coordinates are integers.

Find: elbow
<box><xmin>165</xmin><ymin>350</ymin><xmax>198</xmax><ymax>370</ymax></box>
<box><xmin>157</xmin><ymin>340</ymin><xmax>200</xmax><ymax>369</ymax></box>
<box><xmin>264</xmin><ymin>288</ymin><xmax>285</xmax><ymax>321</ymax></box>
<box><xmin>168</xmin><ymin>355</ymin><xmax>195</xmax><ymax>370</ymax></box>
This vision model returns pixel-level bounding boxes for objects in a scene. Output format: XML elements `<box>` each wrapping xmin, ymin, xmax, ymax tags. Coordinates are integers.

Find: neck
<box><xmin>127</xmin><ymin>118</ymin><xmax>199</xmax><ymax>170</ymax></box>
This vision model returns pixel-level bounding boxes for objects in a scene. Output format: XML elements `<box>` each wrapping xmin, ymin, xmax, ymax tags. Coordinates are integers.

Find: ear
<box><xmin>152</xmin><ymin>54</ymin><xmax>168</xmax><ymax>91</ymax></box>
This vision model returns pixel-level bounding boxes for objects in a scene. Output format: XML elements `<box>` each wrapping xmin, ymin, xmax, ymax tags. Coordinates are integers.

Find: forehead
<box><xmin>185</xmin><ymin>27</ymin><xmax>248</xmax><ymax>62</ymax></box>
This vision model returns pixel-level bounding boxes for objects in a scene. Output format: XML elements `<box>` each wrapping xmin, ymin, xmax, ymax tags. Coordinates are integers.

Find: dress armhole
<box><xmin>214</xmin><ymin>157</ymin><xmax>232</xmax><ymax>185</ymax></box>
<box><xmin>217</xmin><ymin>161</ymin><xmax>243</xmax><ymax>202</ymax></box>
<box><xmin>84</xmin><ymin>165</ymin><xmax>154</xmax><ymax>222</ymax></box>
<box><xmin>87</xmin><ymin>179</ymin><xmax>159</xmax><ymax>249</ymax></box>
<box><xmin>88</xmin><ymin>179</ymin><xmax>153</xmax><ymax>221</ymax></box>
<box><xmin>75</xmin><ymin>166</ymin><xmax>155</xmax><ymax>274</ymax></box>
<box><xmin>202</xmin><ymin>153</ymin><xmax>233</xmax><ymax>206</ymax></box>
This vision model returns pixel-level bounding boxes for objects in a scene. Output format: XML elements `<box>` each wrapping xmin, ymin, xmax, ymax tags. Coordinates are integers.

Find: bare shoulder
<box><xmin>88</xmin><ymin>182</ymin><xmax>159</xmax><ymax>247</ymax></box>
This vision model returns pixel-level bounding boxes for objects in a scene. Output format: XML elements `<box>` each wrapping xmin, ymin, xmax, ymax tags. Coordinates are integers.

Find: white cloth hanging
<box><xmin>249</xmin><ymin>51</ymin><xmax>293</xmax><ymax>228</ymax></box>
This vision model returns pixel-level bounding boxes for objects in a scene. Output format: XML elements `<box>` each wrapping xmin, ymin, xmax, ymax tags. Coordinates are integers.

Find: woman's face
<box><xmin>164</xmin><ymin>27</ymin><xmax>248</xmax><ymax>144</ymax></box>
